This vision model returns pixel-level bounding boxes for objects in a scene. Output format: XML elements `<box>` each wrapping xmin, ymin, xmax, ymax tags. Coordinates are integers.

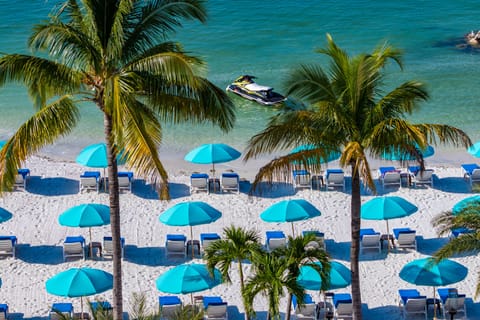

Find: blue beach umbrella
<box><xmin>297</xmin><ymin>261</ymin><xmax>351</xmax><ymax>291</ymax></box>
<box><xmin>361</xmin><ymin>196</ymin><xmax>418</xmax><ymax>251</ymax></box>
<box><xmin>156</xmin><ymin>263</ymin><xmax>222</xmax><ymax>303</ymax></box>
<box><xmin>290</xmin><ymin>144</ymin><xmax>341</xmax><ymax>165</ymax></box>
<box><xmin>59</xmin><ymin>204</ymin><xmax>110</xmax><ymax>256</ymax></box>
<box><xmin>399</xmin><ymin>257</ymin><xmax>468</xmax><ymax>318</ymax></box>
<box><xmin>0</xmin><ymin>207</ymin><xmax>13</xmax><ymax>224</ymax></box>
<box><xmin>453</xmin><ymin>195</ymin><xmax>480</xmax><ymax>215</ymax></box>
<box><xmin>159</xmin><ymin>201</ymin><xmax>222</xmax><ymax>257</ymax></box>
<box><xmin>260</xmin><ymin>199</ymin><xmax>321</xmax><ymax>236</ymax></box>
<box><xmin>468</xmin><ymin>141</ymin><xmax>480</xmax><ymax>158</ymax></box>
<box><xmin>382</xmin><ymin>144</ymin><xmax>435</xmax><ymax>161</ymax></box>
<box><xmin>76</xmin><ymin>143</ymin><xmax>126</xmax><ymax>168</ymax></box>
<box><xmin>46</xmin><ymin>267</ymin><xmax>113</xmax><ymax>317</ymax></box>
<box><xmin>0</xmin><ymin>140</ymin><xmax>5</xmax><ymax>150</ymax></box>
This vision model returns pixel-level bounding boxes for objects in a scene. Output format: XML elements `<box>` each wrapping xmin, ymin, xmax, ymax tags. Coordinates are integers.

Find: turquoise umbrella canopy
<box><xmin>260</xmin><ymin>199</ymin><xmax>321</xmax><ymax>236</ymax></box>
<box><xmin>361</xmin><ymin>196</ymin><xmax>418</xmax><ymax>221</ymax></box>
<box><xmin>156</xmin><ymin>263</ymin><xmax>222</xmax><ymax>295</ymax></box>
<box><xmin>382</xmin><ymin>144</ymin><xmax>434</xmax><ymax>161</ymax></box>
<box><xmin>290</xmin><ymin>144</ymin><xmax>341</xmax><ymax>164</ymax></box>
<box><xmin>159</xmin><ymin>202</ymin><xmax>221</xmax><ymax>227</ymax></box>
<box><xmin>76</xmin><ymin>143</ymin><xmax>126</xmax><ymax>168</ymax></box>
<box><xmin>0</xmin><ymin>208</ymin><xmax>13</xmax><ymax>224</ymax></box>
<box><xmin>468</xmin><ymin>141</ymin><xmax>480</xmax><ymax>158</ymax></box>
<box><xmin>297</xmin><ymin>261</ymin><xmax>351</xmax><ymax>291</ymax></box>
<box><xmin>59</xmin><ymin>204</ymin><xmax>110</xmax><ymax>227</ymax></box>
<box><xmin>452</xmin><ymin>195</ymin><xmax>480</xmax><ymax>215</ymax></box>
<box><xmin>0</xmin><ymin>140</ymin><xmax>5</xmax><ymax>150</ymax></box>
<box><xmin>46</xmin><ymin>268</ymin><xmax>113</xmax><ymax>297</ymax></box>
<box><xmin>184</xmin><ymin>143</ymin><xmax>241</xmax><ymax>165</ymax></box>
<box><xmin>399</xmin><ymin>258</ymin><xmax>468</xmax><ymax>287</ymax></box>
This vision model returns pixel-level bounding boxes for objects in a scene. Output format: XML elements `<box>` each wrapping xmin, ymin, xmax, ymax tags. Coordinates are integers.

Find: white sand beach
<box><xmin>0</xmin><ymin>154</ymin><xmax>479</xmax><ymax>320</ymax></box>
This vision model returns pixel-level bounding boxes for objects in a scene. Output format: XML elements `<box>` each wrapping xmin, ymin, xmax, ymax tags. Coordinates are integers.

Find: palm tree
<box><xmin>274</xmin><ymin>234</ymin><xmax>330</xmax><ymax>320</ymax></box>
<box><xmin>432</xmin><ymin>201</ymin><xmax>480</xmax><ymax>297</ymax></box>
<box><xmin>0</xmin><ymin>1</ymin><xmax>235</xmax><ymax>319</ymax></box>
<box><xmin>243</xmin><ymin>251</ymin><xmax>304</xmax><ymax>320</ymax></box>
<box><xmin>244</xmin><ymin>34</ymin><xmax>471</xmax><ymax>319</ymax></box>
<box><xmin>204</xmin><ymin>225</ymin><xmax>262</xmax><ymax>318</ymax></box>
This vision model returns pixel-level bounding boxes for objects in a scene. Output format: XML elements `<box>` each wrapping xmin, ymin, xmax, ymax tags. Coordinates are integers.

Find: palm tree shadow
<box><xmin>27</xmin><ymin>176</ymin><xmax>79</xmax><ymax>196</ymax></box>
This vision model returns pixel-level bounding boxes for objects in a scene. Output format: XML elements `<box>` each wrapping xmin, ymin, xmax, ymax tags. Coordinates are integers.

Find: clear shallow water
<box><xmin>0</xmin><ymin>0</ymin><xmax>479</xmax><ymax>162</ymax></box>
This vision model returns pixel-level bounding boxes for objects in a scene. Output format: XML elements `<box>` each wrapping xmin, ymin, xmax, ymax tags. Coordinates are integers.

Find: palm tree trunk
<box><xmin>104</xmin><ymin>113</ymin><xmax>123</xmax><ymax>320</ymax></box>
<box><xmin>238</xmin><ymin>261</ymin><xmax>250</xmax><ymax>320</ymax></box>
<box><xmin>350</xmin><ymin>164</ymin><xmax>362</xmax><ymax>320</ymax></box>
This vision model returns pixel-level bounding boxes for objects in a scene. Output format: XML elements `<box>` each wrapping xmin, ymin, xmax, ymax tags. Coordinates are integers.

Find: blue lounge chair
<box><xmin>292</xmin><ymin>294</ymin><xmax>316</xmax><ymax>320</ymax></box>
<box><xmin>190</xmin><ymin>173</ymin><xmax>209</xmax><ymax>194</ymax></box>
<box><xmin>378</xmin><ymin>166</ymin><xmax>401</xmax><ymax>188</ymax></box>
<box><xmin>451</xmin><ymin>227</ymin><xmax>474</xmax><ymax>238</ymax></box>
<box><xmin>50</xmin><ymin>302</ymin><xmax>73</xmax><ymax>320</ymax></box>
<box><xmin>293</xmin><ymin>170</ymin><xmax>312</xmax><ymax>191</ymax></box>
<box><xmin>398</xmin><ymin>289</ymin><xmax>427</xmax><ymax>320</ymax></box>
<box><xmin>165</xmin><ymin>234</ymin><xmax>186</xmax><ymax>258</ymax></box>
<box><xmin>325</xmin><ymin>169</ymin><xmax>345</xmax><ymax>191</ymax></box>
<box><xmin>462</xmin><ymin>163</ymin><xmax>480</xmax><ymax>188</ymax></box>
<box><xmin>221</xmin><ymin>172</ymin><xmax>240</xmax><ymax>193</ymax></box>
<box><xmin>0</xmin><ymin>304</ymin><xmax>8</xmax><ymax>320</ymax></box>
<box><xmin>159</xmin><ymin>296</ymin><xmax>182</xmax><ymax>320</ymax></box>
<box><xmin>203</xmin><ymin>296</ymin><xmax>224</xmax><ymax>309</ymax></box>
<box><xmin>393</xmin><ymin>228</ymin><xmax>417</xmax><ymax>250</ymax></box>
<box><xmin>200</xmin><ymin>233</ymin><xmax>221</xmax><ymax>251</ymax></box>
<box><xmin>408</xmin><ymin>166</ymin><xmax>434</xmax><ymax>187</ymax></box>
<box><xmin>118</xmin><ymin>171</ymin><xmax>134</xmax><ymax>192</ymax></box>
<box><xmin>203</xmin><ymin>297</ymin><xmax>227</xmax><ymax>320</ymax></box>
<box><xmin>265</xmin><ymin>231</ymin><xmax>286</xmax><ymax>252</ymax></box>
<box><xmin>359</xmin><ymin>228</ymin><xmax>381</xmax><ymax>253</ymax></box>
<box><xmin>15</xmin><ymin>168</ymin><xmax>30</xmax><ymax>190</ymax></box>
<box><xmin>63</xmin><ymin>236</ymin><xmax>86</xmax><ymax>261</ymax></box>
<box><xmin>0</xmin><ymin>235</ymin><xmax>17</xmax><ymax>258</ymax></box>
<box><xmin>302</xmin><ymin>230</ymin><xmax>326</xmax><ymax>250</ymax></box>
<box><xmin>79</xmin><ymin>171</ymin><xmax>101</xmax><ymax>193</ymax></box>
<box><xmin>437</xmin><ymin>288</ymin><xmax>466</xmax><ymax>318</ymax></box>
<box><xmin>90</xmin><ymin>301</ymin><xmax>112</xmax><ymax>315</ymax></box>
<box><xmin>333</xmin><ymin>293</ymin><xmax>353</xmax><ymax>319</ymax></box>
<box><xmin>103</xmin><ymin>236</ymin><xmax>125</xmax><ymax>259</ymax></box>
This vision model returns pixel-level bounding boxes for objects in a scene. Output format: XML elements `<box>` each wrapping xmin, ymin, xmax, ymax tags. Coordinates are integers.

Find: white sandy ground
<box><xmin>0</xmin><ymin>155</ymin><xmax>480</xmax><ymax>320</ymax></box>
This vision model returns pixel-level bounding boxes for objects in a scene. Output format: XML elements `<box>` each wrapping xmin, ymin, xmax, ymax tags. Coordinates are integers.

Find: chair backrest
<box><xmin>166</xmin><ymin>240</ymin><xmax>186</xmax><ymax>256</ymax></box>
<box><xmin>191</xmin><ymin>177</ymin><xmax>208</xmax><ymax>187</ymax></box>
<box><xmin>415</xmin><ymin>169</ymin><xmax>433</xmax><ymax>182</ymax></box>
<box><xmin>397</xmin><ymin>232</ymin><xmax>416</xmax><ymax>246</ymax></box>
<box><xmin>205</xmin><ymin>303</ymin><xmax>227</xmax><ymax>319</ymax></box>
<box><xmin>444</xmin><ymin>296</ymin><xmax>465</xmax><ymax>313</ymax></box>
<box><xmin>335</xmin><ymin>302</ymin><xmax>353</xmax><ymax>317</ymax></box>
<box><xmin>405</xmin><ymin>297</ymin><xmax>426</xmax><ymax>313</ymax></box>
<box><xmin>327</xmin><ymin>173</ymin><xmax>344</xmax><ymax>184</ymax></box>
<box><xmin>63</xmin><ymin>242</ymin><xmax>84</xmax><ymax>260</ymax></box>
<box><xmin>0</xmin><ymin>240</ymin><xmax>13</xmax><ymax>256</ymax></box>
<box><xmin>295</xmin><ymin>303</ymin><xmax>316</xmax><ymax>316</ymax></box>
<box><xmin>383</xmin><ymin>172</ymin><xmax>401</xmax><ymax>184</ymax></box>
<box><xmin>160</xmin><ymin>304</ymin><xmax>181</xmax><ymax>319</ymax></box>
<box><xmin>221</xmin><ymin>175</ymin><xmax>239</xmax><ymax>193</ymax></box>
<box><xmin>268</xmin><ymin>238</ymin><xmax>286</xmax><ymax>251</ymax></box>
<box><xmin>14</xmin><ymin>174</ymin><xmax>25</xmax><ymax>188</ymax></box>
<box><xmin>472</xmin><ymin>169</ymin><xmax>480</xmax><ymax>180</ymax></box>
<box><xmin>118</xmin><ymin>176</ymin><xmax>132</xmax><ymax>191</ymax></box>
<box><xmin>80</xmin><ymin>177</ymin><xmax>99</xmax><ymax>190</ymax></box>
<box><xmin>295</xmin><ymin>173</ymin><xmax>311</xmax><ymax>188</ymax></box>
<box><xmin>103</xmin><ymin>237</ymin><xmax>124</xmax><ymax>258</ymax></box>
<box><xmin>361</xmin><ymin>234</ymin><xmax>380</xmax><ymax>247</ymax></box>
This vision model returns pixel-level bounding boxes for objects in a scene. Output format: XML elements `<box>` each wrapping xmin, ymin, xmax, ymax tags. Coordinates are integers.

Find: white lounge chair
<box><xmin>393</xmin><ymin>228</ymin><xmax>417</xmax><ymax>250</ymax></box>
<box><xmin>165</xmin><ymin>234</ymin><xmax>186</xmax><ymax>258</ymax></box>
<box><xmin>103</xmin><ymin>236</ymin><xmax>125</xmax><ymax>259</ymax></box>
<box><xmin>159</xmin><ymin>296</ymin><xmax>182</xmax><ymax>320</ymax></box>
<box><xmin>265</xmin><ymin>231</ymin><xmax>286</xmax><ymax>252</ymax></box>
<box><xmin>0</xmin><ymin>236</ymin><xmax>17</xmax><ymax>258</ymax></box>
<box><xmin>14</xmin><ymin>168</ymin><xmax>30</xmax><ymax>190</ymax></box>
<box><xmin>118</xmin><ymin>171</ymin><xmax>133</xmax><ymax>193</ymax></box>
<box><xmin>359</xmin><ymin>229</ymin><xmax>381</xmax><ymax>253</ymax></box>
<box><xmin>325</xmin><ymin>169</ymin><xmax>345</xmax><ymax>191</ymax></box>
<box><xmin>190</xmin><ymin>173</ymin><xmax>209</xmax><ymax>194</ymax></box>
<box><xmin>333</xmin><ymin>294</ymin><xmax>353</xmax><ymax>320</ymax></box>
<box><xmin>293</xmin><ymin>170</ymin><xmax>312</xmax><ymax>191</ymax></box>
<box><xmin>221</xmin><ymin>172</ymin><xmax>240</xmax><ymax>193</ymax></box>
<box><xmin>63</xmin><ymin>236</ymin><xmax>85</xmax><ymax>261</ymax></box>
<box><xmin>50</xmin><ymin>302</ymin><xmax>73</xmax><ymax>320</ymax></box>
<box><xmin>401</xmin><ymin>297</ymin><xmax>427</xmax><ymax>320</ymax></box>
<box><xmin>200</xmin><ymin>233</ymin><xmax>221</xmax><ymax>252</ymax></box>
<box><xmin>442</xmin><ymin>295</ymin><xmax>466</xmax><ymax>319</ymax></box>
<box><xmin>380</xmin><ymin>170</ymin><xmax>401</xmax><ymax>188</ymax></box>
<box><xmin>302</xmin><ymin>231</ymin><xmax>326</xmax><ymax>250</ymax></box>
<box><xmin>204</xmin><ymin>303</ymin><xmax>228</xmax><ymax>320</ymax></box>
<box><xmin>410</xmin><ymin>168</ymin><xmax>434</xmax><ymax>187</ymax></box>
<box><xmin>79</xmin><ymin>171</ymin><xmax>100</xmax><ymax>193</ymax></box>
<box><xmin>295</xmin><ymin>303</ymin><xmax>317</xmax><ymax>320</ymax></box>
<box><xmin>462</xmin><ymin>163</ymin><xmax>480</xmax><ymax>189</ymax></box>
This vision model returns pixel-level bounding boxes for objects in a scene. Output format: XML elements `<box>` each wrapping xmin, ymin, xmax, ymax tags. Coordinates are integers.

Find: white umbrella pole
<box><xmin>81</xmin><ymin>296</ymin><xmax>84</xmax><ymax>320</ymax></box>
<box><xmin>386</xmin><ymin>220</ymin><xmax>391</xmax><ymax>253</ymax></box>
<box><xmin>190</xmin><ymin>226</ymin><xmax>194</xmax><ymax>258</ymax></box>
<box><xmin>89</xmin><ymin>227</ymin><xmax>93</xmax><ymax>258</ymax></box>
<box><xmin>433</xmin><ymin>287</ymin><xmax>438</xmax><ymax>320</ymax></box>
<box><xmin>212</xmin><ymin>163</ymin><xmax>217</xmax><ymax>192</ymax></box>
<box><xmin>291</xmin><ymin>222</ymin><xmax>295</xmax><ymax>237</ymax></box>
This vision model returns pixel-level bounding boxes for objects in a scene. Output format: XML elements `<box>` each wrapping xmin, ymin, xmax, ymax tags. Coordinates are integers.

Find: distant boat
<box><xmin>226</xmin><ymin>75</ymin><xmax>287</xmax><ymax>106</ymax></box>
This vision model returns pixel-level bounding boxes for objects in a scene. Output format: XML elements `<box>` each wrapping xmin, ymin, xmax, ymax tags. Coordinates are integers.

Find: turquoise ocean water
<box><xmin>0</xmin><ymin>0</ymin><xmax>479</xmax><ymax>163</ymax></box>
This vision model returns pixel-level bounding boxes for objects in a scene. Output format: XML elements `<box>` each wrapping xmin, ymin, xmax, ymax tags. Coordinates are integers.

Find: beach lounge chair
<box><xmin>393</xmin><ymin>228</ymin><xmax>417</xmax><ymax>250</ymax></box>
<box><xmin>50</xmin><ymin>302</ymin><xmax>74</xmax><ymax>320</ymax></box>
<box><xmin>0</xmin><ymin>236</ymin><xmax>17</xmax><ymax>258</ymax></box>
<box><xmin>378</xmin><ymin>167</ymin><xmax>401</xmax><ymax>188</ymax></box>
<box><xmin>159</xmin><ymin>296</ymin><xmax>182</xmax><ymax>320</ymax></box>
<box><xmin>437</xmin><ymin>288</ymin><xmax>466</xmax><ymax>319</ymax></box>
<box><xmin>0</xmin><ymin>304</ymin><xmax>8</xmax><ymax>320</ymax></box>
<box><xmin>103</xmin><ymin>236</ymin><xmax>125</xmax><ymax>259</ymax></box>
<box><xmin>265</xmin><ymin>231</ymin><xmax>286</xmax><ymax>252</ymax></box>
<box><xmin>200</xmin><ymin>233</ymin><xmax>221</xmax><ymax>252</ymax></box>
<box><xmin>461</xmin><ymin>163</ymin><xmax>480</xmax><ymax>189</ymax></box>
<box><xmin>165</xmin><ymin>234</ymin><xmax>186</xmax><ymax>258</ymax></box>
<box><xmin>221</xmin><ymin>172</ymin><xmax>240</xmax><ymax>193</ymax></box>
<box><xmin>292</xmin><ymin>294</ymin><xmax>317</xmax><ymax>320</ymax></box>
<box><xmin>333</xmin><ymin>293</ymin><xmax>353</xmax><ymax>320</ymax></box>
<box><xmin>90</xmin><ymin>301</ymin><xmax>113</xmax><ymax>316</ymax></box>
<box><xmin>302</xmin><ymin>230</ymin><xmax>326</xmax><ymax>250</ymax></box>
<box><xmin>450</xmin><ymin>227</ymin><xmax>474</xmax><ymax>238</ymax></box>
<box><xmin>293</xmin><ymin>170</ymin><xmax>312</xmax><ymax>191</ymax></box>
<box><xmin>325</xmin><ymin>169</ymin><xmax>345</xmax><ymax>191</ymax></box>
<box><xmin>408</xmin><ymin>166</ymin><xmax>434</xmax><ymax>187</ymax></box>
<box><xmin>359</xmin><ymin>228</ymin><xmax>381</xmax><ymax>253</ymax></box>
<box><xmin>190</xmin><ymin>173</ymin><xmax>209</xmax><ymax>195</ymax></box>
<box><xmin>15</xmin><ymin>168</ymin><xmax>30</xmax><ymax>190</ymax></box>
<box><xmin>398</xmin><ymin>289</ymin><xmax>427</xmax><ymax>320</ymax></box>
<box><xmin>63</xmin><ymin>236</ymin><xmax>86</xmax><ymax>261</ymax></box>
<box><xmin>118</xmin><ymin>171</ymin><xmax>133</xmax><ymax>193</ymax></box>
<box><xmin>203</xmin><ymin>297</ymin><xmax>228</xmax><ymax>320</ymax></box>
<box><xmin>79</xmin><ymin>171</ymin><xmax>101</xmax><ymax>193</ymax></box>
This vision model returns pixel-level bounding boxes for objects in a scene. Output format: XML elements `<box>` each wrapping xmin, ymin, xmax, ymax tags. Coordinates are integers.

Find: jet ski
<box><xmin>226</xmin><ymin>75</ymin><xmax>287</xmax><ymax>106</ymax></box>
